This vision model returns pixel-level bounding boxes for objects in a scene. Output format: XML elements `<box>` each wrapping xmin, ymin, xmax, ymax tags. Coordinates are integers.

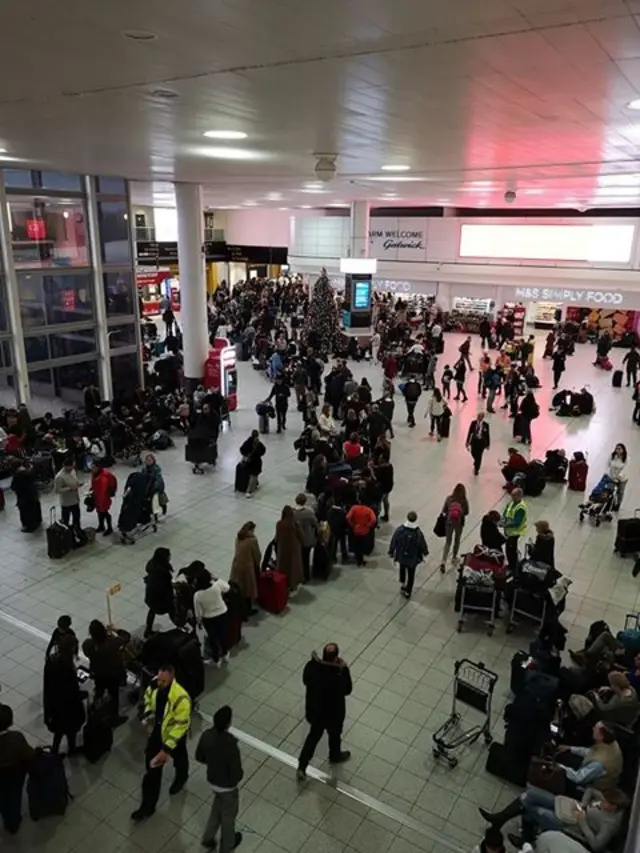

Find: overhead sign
<box><xmin>514</xmin><ymin>286</ymin><xmax>623</xmax><ymax>305</ymax></box>
<box><xmin>369</xmin><ymin>218</ymin><xmax>428</xmax><ymax>261</ymax></box>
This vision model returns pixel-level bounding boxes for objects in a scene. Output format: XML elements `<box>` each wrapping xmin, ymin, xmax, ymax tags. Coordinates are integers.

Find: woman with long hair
<box><xmin>608</xmin><ymin>443</ymin><xmax>628</xmax><ymax>508</ymax></box>
<box><xmin>439</xmin><ymin>483</ymin><xmax>470</xmax><ymax>573</ymax></box>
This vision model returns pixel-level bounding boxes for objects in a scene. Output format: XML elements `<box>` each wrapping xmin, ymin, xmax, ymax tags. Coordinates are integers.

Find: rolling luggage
<box><xmin>82</xmin><ymin>701</ymin><xmax>114</xmax><ymax>763</ymax></box>
<box><xmin>439</xmin><ymin>410</ymin><xmax>451</xmax><ymax>438</ymax></box>
<box><xmin>568</xmin><ymin>458</ymin><xmax>588</xmax><ymax>492</ymax></box>
<box><xmin>435</xmin><ymin>336</ymin><xmax>444</xmax><ymax>354</ymax></box>
<box><xmin>485</xmin><ymin>741</ymin><xmax>527</xmax><ymax>787</ymax></box>
<box><xmin>614</xmin><ymin>510</ymin><xmax>640</xmax><ymax>556</ymax></box>
<box><xmin>27</xmin><ymin>748</ymin><xmax>71</xmax><ymax>820</ymax></box>
<box><xmin>612</xmin><ymin>369</ymin><xmax>623</xmax><ymax>388</ymax></box>
<box><xmin>46</xmin><ymin>509</ymin><xmax>73</xmax><ymax>559</ymax></box>
<box><xmin>234</xmin><ymin>461</ymin><xmax>250</xmax><ymax>494</ymax></box>
<box><xmin>258</xmin><ymin>571</ymin><xmax>288</xmax><ymax>614</ymax></box>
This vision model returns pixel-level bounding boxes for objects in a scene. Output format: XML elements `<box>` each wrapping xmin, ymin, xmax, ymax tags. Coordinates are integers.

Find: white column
<box><xmin>84</xmin><ymin>176</ymin><xmax>113</xmax><ymax>400</ymax></box>
<box><xmin>175</xmin><ymin>183</ymin><xmax>208</xmax><ymax>388</ymax></box>
<box><xmin>0</xmin><ymin>174</ymin><xmax>30</xmax><ymax>405</ymax></box>
<box><xmin>350</xmin><ymin>201</ymin><xmax>370</xmax><ymax>258</ymax></box>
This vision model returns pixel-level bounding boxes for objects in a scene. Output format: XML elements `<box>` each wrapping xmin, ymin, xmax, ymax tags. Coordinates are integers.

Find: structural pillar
<box><xmin>0</xmin><ymin>173</ymin><xmax>30</xmax><ymax>405</ymax></box>
<box><xmin>175</xmin><ymin>183</ymin><xmax>208</xmax><ymax>390</ymax></box>
<box><xmin>349</xmin><ymin>201</ymin><xmax>370</xmax><ymax>258</ymax></box>
<box><xmin>84</xmin><ymin>176</ymin><xmax>113</xmax><ymax>401</ymax></box>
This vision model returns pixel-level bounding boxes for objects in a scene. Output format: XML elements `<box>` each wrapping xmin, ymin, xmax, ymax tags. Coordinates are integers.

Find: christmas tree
<box><xmin>302</xmin><ymin>268</ymin><xmax>340</xmax><ymax>353</ymax></box>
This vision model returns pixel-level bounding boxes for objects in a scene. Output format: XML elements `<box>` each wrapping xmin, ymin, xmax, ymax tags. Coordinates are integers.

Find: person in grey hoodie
<box><xmin>196</xmin><ymin>705</ymin><xmax>243</xmax><ymax>852</ymax></box>
<box><xmin>54</xmin><ymin>456</ymin><xmax>81</xmax><ymax>529</ymax></box>
<box><xmin>388</xmin><ymin>511</ymin><xmax>429</xmax><ymax>598</ymax></box>
<box><xmin>294</xmin><ymin>493</ymin><xmax>318</xmax><ymax>583</ymax></box>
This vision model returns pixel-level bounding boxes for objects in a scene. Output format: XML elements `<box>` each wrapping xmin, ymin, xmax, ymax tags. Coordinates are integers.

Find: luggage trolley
<box><xmin>432</xmin><ymin>659</ymin><xmax>498</xmax><ymax>768</ymax></box>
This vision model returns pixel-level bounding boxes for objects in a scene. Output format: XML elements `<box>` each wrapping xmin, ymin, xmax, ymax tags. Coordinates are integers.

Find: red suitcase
<box><xmin>258</xmin><ymin>571</ymin><xmax>288</xmax><ymax>614</ymax></box>
<box><xmin>568</xmin><ymin>459</ymin><xmax>588</xmax><ymax>492</ymax></box>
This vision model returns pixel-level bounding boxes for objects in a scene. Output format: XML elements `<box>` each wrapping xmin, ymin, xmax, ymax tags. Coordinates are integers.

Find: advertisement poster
<box><xmin>368</xmin><ymin>218</ymin><xmax>428</xmax><ymax>261</ymax></box>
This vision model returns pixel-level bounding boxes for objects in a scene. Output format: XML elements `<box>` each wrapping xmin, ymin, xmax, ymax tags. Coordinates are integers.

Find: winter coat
<box><xmin>144</xmin><ymin>557</ymin><xmax>174</xmax><ymax>614</ymax></box>
<box><xmin>230</xmin><ymin>531</ymin><xmax>261</xmax><ymax>602</ymax></box>
<box><xmin>294</xmin><ymin>506</ymin><xmax>318</xmax><ymax>548</ymax></box>
<box><xmin>388</xmin><ymin>521</ymin><xmax>428</xmax><ymax>569</ymax></box>
<box><xmin>275</xmin><ymin>517</ymin><xmax>304</xmax><ymax>587</ymax></box>
<box><xmin>43</xmin><ymin>655</ymin><xmax>85</xmax><ymax>735</ymax></box>
<box><xmin>346</xmin><ymin>504</ymin><xmax>377</xmax><ymax>537</ymax></box>
<box><xmin>239</xmin><ymin>437</ymin><xmax>266</xmax><ymax>476</ymax></box>
<box><xmin>480</xmin><ymin>515</ymin><xmax>506</xmax><ymax>551</ymax></box>
<box><xmin>143</xmin><ymin>462</ymin><xmax>165</xmax><ymax>495</ymax></box>
<box><xmin>303</xmin><ymin>653</ymin><xmax>352</xmax><ymax>726</ymax></box>
<box><xmin>529</xmin><ymin>531</ymin><xmax>555</xmax><ymax>568</ymax></box>
<box><xmin>91</xmin><ymin>468</ymin><xmax>117</xmax><ymax>513</ymax></box>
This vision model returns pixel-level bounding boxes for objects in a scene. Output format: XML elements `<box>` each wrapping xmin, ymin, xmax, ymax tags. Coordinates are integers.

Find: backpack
<box><xmin>398</xmin><ymin>528</ymin><xmax>420</xmax><ymax>562</ymax></box>
<box><xmin>448</xmin><ymin>501</ymin><xmax>463</xmax><ymax>523</ymax></box>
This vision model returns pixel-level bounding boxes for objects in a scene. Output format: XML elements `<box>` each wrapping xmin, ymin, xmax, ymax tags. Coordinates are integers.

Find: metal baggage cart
<box><xmin>432</xmin><ymin>659</ymin><xmax>498</xmax><ymax>768</ymax></box>
<box><xmin>455</xmin><ymin>569</ymin><xmax>498</xmax><ymax>636</ymax></box>
<box><xmin>506</xmin><ymin>583</ymin><xmax>548</xmax><ymax>633</ymax></box>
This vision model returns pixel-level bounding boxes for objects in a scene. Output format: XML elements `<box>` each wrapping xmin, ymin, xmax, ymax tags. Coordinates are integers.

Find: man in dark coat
<box><xmin>466</xmin><ymin>411</ymin><xmax>491</xmax><ymax>475</ymax></box>
<box><xmin>402</xmin><ymin>375</ymin><xmax>422</xmax><ymax>428</ymax></box>
<box><xmin>297</xmin><ymin>643</ymin><xmax>352</xmax><ymax>780</ymax></box>
<box><xmin>267</xmin><ymin>376</ymin><xmax>291</xmax><ymax>433</ymax></box>
<box><xmin>144</xmin><ymin>547</ymin><xmax>175</xmax><ymax>636</ymax></box>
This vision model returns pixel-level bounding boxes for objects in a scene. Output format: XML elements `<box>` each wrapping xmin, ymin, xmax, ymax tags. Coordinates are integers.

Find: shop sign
<box><xmin>368</xmin><ymin>217</ymin><xmax>428</xmax><ymax>261</ymax></box>
<box><xmin>26</xmin><ymin>218</ymin><xmax>46</xmax><ymax>240</ymax></box>
<box><xmin>514</xmin><ymin>286</ymin><xmax>623</xmax><ymax>305</ymax></box>
<box><xmin>374</xmin><ymin>279</ymin><xmax>413</xmax><ymax>293</ymax></box>
<box><xmin>136</xmin><ymin>269</ymin><xmax>172</xmax><ymax>288</ymax></box>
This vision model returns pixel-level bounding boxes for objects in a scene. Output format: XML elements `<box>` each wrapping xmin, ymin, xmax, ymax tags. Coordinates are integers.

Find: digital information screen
<box><xmin>353</xmin><ymin>276</ymin><xmax>372</xmax><ymax>311</ymax></box>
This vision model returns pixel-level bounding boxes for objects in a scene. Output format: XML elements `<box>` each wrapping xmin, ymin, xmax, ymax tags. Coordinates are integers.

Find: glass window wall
<box><xmin>98</xmin><ymin>201</ymin><xmax>131</xmax><ymax>264</ymax></box>
<box><xmin>108</xmin><ymin>323</ymin><xmax>137</xmax><ymax>349</ymax></box>
<box><xmin>111</xmin><ymin>352</ymin><xmax>140</xmax><ymax>397</ymax></box>
<box><xmin>17</xmin><ymin>272</ymin><xmax>94</xmax><ymax>326</ymax></box>
<box><xmin>9</xmin><ymin>197</ymin><xmax>88</xmax><ymax>269</ymax></box>
<box><xmin>104</xmin><ymin>270</ymin><xmax>135</xmax><ymax>316</ymax></box>
<box><xmin>97</xmin><ymin>176</ymin><xmax>126</xmax><ymax>195</ymax></box>
<box><xmin>50</xmin><ymin>329</ymin><xmax>97</xmax><ymax>359</ymax></box>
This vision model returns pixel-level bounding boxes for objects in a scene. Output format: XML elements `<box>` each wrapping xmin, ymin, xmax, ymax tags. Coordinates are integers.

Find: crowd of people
<box><xmin>0</xmin><ymin>277</ymin><xmax>638</xmax><ymax>853</ymax></box>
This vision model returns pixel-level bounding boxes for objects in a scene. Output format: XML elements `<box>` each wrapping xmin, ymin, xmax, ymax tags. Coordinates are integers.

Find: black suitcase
<box><xmin>485</xmin><ymin>741</ymin><xmax>527</xmax><ymax>786</ymax></box>
<box><xmin>614</xmin><ymin>512</ymin><xmax>640</xmax><ymax>555</ymax></box>
<box><xmin>435</xmin><ymin>336</ymin><xmax>444</xmax><ymax>354</ymax></box>
<box><xmin>312</xmin><ymin>544</ymin><xmax>332</xmax><ymax>580</ymax></box>
<box><xmin>612</xmin><ymin>369</ymin><xmax>623</xmax><ymax>388</ymax></box>
<box><xmin>439</xmin><ymin>413</ymin><xmax>451</xmax><ymax>439</ymax></box>
<box><xmin>510</xmin><ymin>650</ymin><xmax>531</xmax><ymax>696</ymax></box>
<box><xmin>27</xmin><ymin>748</ymin><xmax>71</xmax><ymax>820</ymax></box>
<box><xmin>82</xmin><ymin>702</ymin><xmax>114</xmax><ymax>763</ymax></box>
<box><xmin>234</xmin><ymin>462</ymin><xmax>250</xmax><ymax>493</ymax></box>
<box><xmin>46</xmin><ymin>509</ymin><xmax>73</xmax><ymax>559</ymax></box>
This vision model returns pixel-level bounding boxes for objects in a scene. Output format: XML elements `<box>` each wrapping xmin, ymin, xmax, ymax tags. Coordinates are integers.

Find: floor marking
<box><xmin>0</xmin><ymin>608</ymin><xmax>466</xmax><ymax>853</ymax></box>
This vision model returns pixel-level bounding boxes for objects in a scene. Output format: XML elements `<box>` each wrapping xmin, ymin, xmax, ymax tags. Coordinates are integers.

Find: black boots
<box><xmin>479</xmin><ymin>797</ymin><xmax>524</xmax><ymax>828</ymax></box>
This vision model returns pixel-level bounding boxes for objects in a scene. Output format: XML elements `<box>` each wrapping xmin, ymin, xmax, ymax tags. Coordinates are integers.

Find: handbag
<box><xmin>433</xmin><ymin>512</ymin><xmax>446</xmax><ymax>538</ymax></box>
<box><xmin>554</xmin><ymin>795</ymin><xmax>580</xmax><ymax>825</ymax></box>
<box><xmin>527</xmin><ymin>757</ymin><xmax>566</xmax><ymax>794</ymax></box>
<box><xmin>84</xmin><ymin>493</ymin><xmax>95</xmax><ymax>512</ymax></box>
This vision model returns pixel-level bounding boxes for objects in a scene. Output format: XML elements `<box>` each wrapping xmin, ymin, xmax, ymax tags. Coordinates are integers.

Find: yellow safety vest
<box><xmin>504</xmin><ymin>499</ymin><xmax>527</xmax><ymax>537</ymax></box>
<box><xmin>143</xmin><ymin>679</ymin><xmax>191</xmax><ymax>751</ymax></box>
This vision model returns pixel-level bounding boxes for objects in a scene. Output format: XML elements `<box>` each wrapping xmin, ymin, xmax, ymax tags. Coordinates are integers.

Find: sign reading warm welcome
<box><xmin>369</xmin><ymin>218</ymin><xmax>428</xmax><ymax>261</ymax></box>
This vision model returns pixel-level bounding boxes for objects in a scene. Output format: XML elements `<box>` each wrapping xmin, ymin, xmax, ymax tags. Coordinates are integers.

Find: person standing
<box><xmin>439</xmin><ymin>483</ymin><xmax>470</xmax><ymax>573</ymax></box>
<box><xmin>401</xmin><ymin>375</ymin><xmax>422</xmax><ymax>428</ymax></box>
<box><xmin>54</xmin><ymin>456</ymin><xmax>82</xmax><ymax>530</ymax></box>
<box><xmin>453</xmin><ymin>358</ymin><xmax>468</xmax><ymax>402</ymax></box>
<box><xmin>196</xmin><ymin>706</ymin><xmax>244</xmax><ymax>852</ymax></box>
<box><xmin>552</xmin><ymin>348</ymin><xmax>566</xmax><ymax>390</ymax></box>
<box><xmin>144</xmin><ymin>547</ymin><xmax>175</xmax><ymax>637</ymax></box>
<box><xmin>294</xmin><ymin>493</ymin><xmax>318</xmax><ymax>583</ymax></box>
<box><xmin>162</xmin><ymin>304</ymin><xmax>175</xmax><ymax>338</ymax></box>
<box><xmin>346</xmin><ymin>501</ymin><xmax>377</xmax><ymax>566</ymax></box>
<box><xmin>372</xmin><ymin>455</ymin><xmax>394</xmax><ymax>521</ymax></box>
<box><xmin>622</xmin><ymin>344</ymin><xmax>640</xmax><ymax>387</ymax></box>
<box><xmin>466</xmin><ymin>412</ymin><xmax>491</xmax><ymax>475</ymax></box>
<box><xmin>43</xmin><ymin>635</ymin><xmax>86</xmax><ymax>755</ymax></box>
<box><xmin>267</xmin><ymin>375</ymin><xmax>291</xmax><ymax>433</ymax></box>
<box><xmin>388</xmin><ymin>511</ymin><xmax>429</xmax><ymax>599</ymax></box>
<box><xmin>518</xmin><ymin>391</ymin><xmax>540</xmax><ymax>446</ymax></box>
<box><xmin>458</xmin><ymin>336</ymin><xmax>473</xmax><ymax>371</ymax></box>
<box><xmin>10</xmin><ymin>460</ymin><xmax>42</xmax><ymax>532</ymax></box>
<box><xmin>478</xmin><ymin>318</ymin><xmax>492</xmax><ymax>350</ymax></box>
<box><xmin>608</xmin><ymin>443</ymin><xmax>628</xmax><ymax>508</ymax></box>
<box><xmin>230</xmin><ymin>522</ymin><xmax>261</xmax><ymax>616</ymax></box>
<box><xmin>275</xmin><ymin>505</ymin><xmax>304</xmax><ymax>592</ymax></box>
<box><xmin>82</xmin><ymin>619</ymin><xmax>127</xmax><ymax>726</ymax></box>
<box><xmin>296</xmin><ymin>644</ymin><xmax>352</xmax><ymax>781</ymax></box>
<box><xmin>502</xmin><ymin>487</ymin><xmax>528</xmax><ymax>573</ymax></box>
<box><xmin>426</xmin><ymin>388</ymin><xmax>445</xmax><ymax>439</ymax></box>
<box><xmin>194</xmin><ymin>574</ymin><xmax>231</xmax><ymax>667</ymax></box>
<box><xmin>90</xmin><ymin>461</ymin><xmax>117</xmax><ymax>536</ymax></box>
<box><xmin>239</xmin><ymin>430</ymin><xmax>266</xmax><ymax>498</ymax></box>
<box><xmin>131</xmin><ymin>664</ymin><xmax>192</xmax><ymax>822</ymax></box>
<box><xmin>0</xmin><ymin>704</ymin><xmax>35</xmax><ymax>835</ymax></box>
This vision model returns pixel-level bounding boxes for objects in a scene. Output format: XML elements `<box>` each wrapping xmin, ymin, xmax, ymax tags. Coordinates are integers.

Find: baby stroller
<box><xmin>579</xmin><ymin>475</ymin><xmax>619</xmax><ymax>526</ymax></box>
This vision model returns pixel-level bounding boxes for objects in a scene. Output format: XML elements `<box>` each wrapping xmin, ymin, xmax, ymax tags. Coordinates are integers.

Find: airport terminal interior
<box><xmin>3</xmin><ymin>3</ymin><xmax>640</xmax><ymax>853</ymax></box>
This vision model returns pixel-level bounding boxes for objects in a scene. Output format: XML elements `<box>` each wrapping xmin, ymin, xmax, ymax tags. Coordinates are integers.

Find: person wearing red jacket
<box><xmin>90</xmin><ymin>461</ymin><xmax>117</xmax><ymax>535</ymax></box>
<box><xmin>346</xmin><ymin>503</ymin><xmax>377</xmax><ymax>566</ymax></box>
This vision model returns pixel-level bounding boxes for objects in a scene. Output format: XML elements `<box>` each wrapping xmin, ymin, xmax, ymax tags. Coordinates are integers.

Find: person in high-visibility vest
<box><xmin>502</xmin><ymin>487</ymin><xmax>528</xmax><ymax>573</ymax></box>
<box><xmin>131</xmin><ymin>665</ymin><xmax>191</xmax><ymax>823</ymax></box>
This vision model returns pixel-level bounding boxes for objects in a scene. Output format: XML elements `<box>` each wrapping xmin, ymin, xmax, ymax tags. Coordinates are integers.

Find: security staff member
<box><xmin>501</xmin><ymin>487</ymin><xmax>528</xmax><ymax>573</ymax></box>
<box><xmin>131</xmin><ymin>664</ymin><xmax>192</xmax><ymax>822</ymax></box>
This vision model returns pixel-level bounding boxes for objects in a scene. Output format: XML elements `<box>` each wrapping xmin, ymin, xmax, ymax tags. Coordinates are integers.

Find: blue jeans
<box><xmin>521</xmin><ymin>787</ymin><xmax>564</xmax><ymax>833</ymax></box>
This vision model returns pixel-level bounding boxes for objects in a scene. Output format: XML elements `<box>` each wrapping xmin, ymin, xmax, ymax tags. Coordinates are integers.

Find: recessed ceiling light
<box><xmin>278</xmin><ymin>207</ymin><xmax>289</xmax><ymax>210</ymax></box>
<box><xmin>305</xmin><ymin>182</ymin><xmax>324</xmax><ymax>189</ymax></box>
<box><xmin>267</xmin><ymin>192</ymin><xmax>283</xmax><ymax>200</ymax></box>
<box><xmin>151</xmin><ymin>89</ymin><xmax>178</xmax><ymax>99</ymax></box>
<box><xmin>381</xmin><ymin>164</ymin><xmax>410</xmax><ymax>172</ymax></box>
<box><xmin>203</xmin><ymin>130</ymin><xmax>247</xmax><ymax>140</ymax></box>
<box><xmin>436</xmin><ymin>198</ymin><xmax>450</xmax><ymax>203</ymax></box>
<box><xmin>203</xmin><ymin>147</ymin><xmax>260</xmax><ymax>160</ymax></box>
<box><xmin>243</xmin><ymin>201</ymin><xmax>257</xmax><ymax>206</ymax></box>
<box><xmin>627</xmin><ymin>99</ymin><xmax>640</xmax><ymax>110</ymax></box>
<box><xmin>301</xmin><ymin>188</ymin><xmax>330</xmax><ymax>194</ymax></box>
<box><xmin>470</xmin><ymin>181</ymin><xmax>493</xmax><ymax>187</ymax></box>
<box><xmin>366</xmin><ymin>176</ymin><xmax>423</xmax><ymax>182</ymax></box>
<box><xmin>465</xmin><ymin>185</ymin><xmax>493</xmax><ymax>192</ymax></box>
<box><xmin>0</xmin><ymin>149</ymin><xmax>7</xmax><ymax>155</ymax></box>
<box><xmin>122</xmin><ymin>30</ymin><xmax>158</xmax><ymax>41</ymax></box>
<box><xmin>523</xmin><ymin>189</ymin><xmax>543</xmax><ymax>196</ymax></box>
<box><xmin>327</xmin><ymin>202</ymin><xmax>349</xmax><ymax>207</ymax></box>
<box><xmin>300</xmin><ymin>205</ymin><xmax>312</xmax><ymax>209</ymax></box>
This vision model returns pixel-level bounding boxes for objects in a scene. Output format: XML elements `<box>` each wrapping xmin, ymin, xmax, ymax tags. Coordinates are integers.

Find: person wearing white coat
<box><xmin>608</xmin><ymin>443</ymin><xmax>628</xmax><ymax>508</ymax></box>
<box><xmin>426</xmin><ymin>389</ymin><xmax>446</xmax><ymax>440</ymax></box>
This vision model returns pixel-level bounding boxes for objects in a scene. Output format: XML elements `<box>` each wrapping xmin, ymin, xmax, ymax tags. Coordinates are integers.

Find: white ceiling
<box><xmin>6</xmin><ymin>1</ymin><xmax>640</xmax><ymax>209</ymax></box>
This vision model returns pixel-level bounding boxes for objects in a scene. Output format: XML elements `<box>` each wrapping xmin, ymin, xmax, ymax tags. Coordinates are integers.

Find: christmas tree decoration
<box><xmin>302</xmin><ymin>268</ymin><xmax>340</xmax><ymax>353</ymax></box>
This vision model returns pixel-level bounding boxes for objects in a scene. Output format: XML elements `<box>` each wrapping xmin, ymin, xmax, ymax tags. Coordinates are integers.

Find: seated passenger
<box><xmin>501</xmin><ymin>446</ymin><xmax>529</xmax><ymax>483</ymax></box>
<box><xmin>527</xmin><ymin>519</ymin><xmax>555</xmax><ymax>568</ymax></box>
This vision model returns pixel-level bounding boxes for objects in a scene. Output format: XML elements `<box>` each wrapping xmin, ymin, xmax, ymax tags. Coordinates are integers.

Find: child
<box><xmin>46</xmin><ymin>615</ymin><xmax>78</xmax><ymax>659</ymax></box>
<box><xmin>441</xmin><ymin>364</ymin><xmax>453</xmax><ymax>399</ymax></box>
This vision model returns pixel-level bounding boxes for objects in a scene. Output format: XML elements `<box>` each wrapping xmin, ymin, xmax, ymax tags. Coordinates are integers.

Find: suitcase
<box><xmin>485</xmin><ymin>741</ymin><xmax>527</xmax><ymax>787</ymax></box>
<box><xmin>258</xmin><ymin>414</ymin><xmax>269</xmax><ymax>434</ymax></box>
<box><xmin>27</xmin><ymin>748</ymin><xmax>71</xmax><ymax>820</ymax></box>
<box><xmin>510</xmin><ymin>650</ymin><xmax>533</xmax><ymax>696</ymax></box>
<box><xmin>614</xmin><ymin>511</ymin><xmax>640</xmax><ymax>556</ymax></box>
<box><xmin>568</xmin><ymin>460</ymin><xmax>588</xmax><ymax>492</ymax></box>
<box><xmin>312</xmin><ymin>543</ymin><xmax>332</xmax><ymax>580</ymax></box>
<box><xmin>46</xmin><ymin>509</ymin><xmax>73</xmax><ymax>559</ymax></box>
<box><xmin>226</xmin><ymin>612</ymin><xmax>243</xmax><ymax>649</ymax></box>
<box><xmin>439</xmin><ymin>413</ymin><xmax>451</xmax><ymax>438</ymax></box>
<box><xmin>612</xmin><ymin>369</ymin><xmax>623</xmax><ymax>388</ymax></box>
<box><xmin>82</xmin><ymin>702</ymin><xmax>114</xmax><ymax>763</ymax></box>
<box><xmin>234</xmin><ymin>462</ymin><xmax>250</xmax><ymax>493</ymax></box>
<box><xmin>258</xmin><ymin>571</ymin><xmax>288</xmax><ymax>614</ymax></box>
<box><xmin>435</xmin><ymin>336</ymin><xmax>444</xmax><ymax>354</ymax></box>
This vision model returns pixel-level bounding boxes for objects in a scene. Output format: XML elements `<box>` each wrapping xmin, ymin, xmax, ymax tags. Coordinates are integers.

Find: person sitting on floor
<box><xmin>501</xmin><ymin>446</ymin><xmax>529</xmax><ymax>484</ymax></box>
<box><xmin>527</xmin><ymin>519</ymin><xmax>556</xmax><ymax>568</ymax></box>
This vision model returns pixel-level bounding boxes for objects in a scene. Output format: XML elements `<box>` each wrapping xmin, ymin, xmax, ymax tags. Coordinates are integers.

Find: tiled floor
<box><xmin>1</xmin><ymin>331</ymin><xmax>639</xmax><ymax>853</ymax></box>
